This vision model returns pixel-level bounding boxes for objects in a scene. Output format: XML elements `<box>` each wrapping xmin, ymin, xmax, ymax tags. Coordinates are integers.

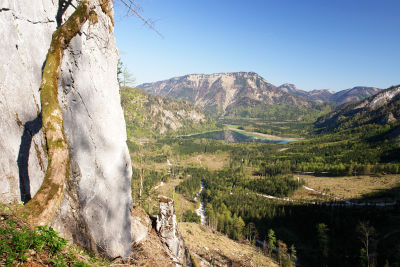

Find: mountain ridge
<box><xmin>139</xmin><ymin>72</ymin><xmax>381</xmax><ymax>117</ymax></box>
<box><xmin>278</xmin><ymin>83</ymin><xmax>381</xmax><ymax>104</ymax></box>
<box><xmin>316</xmin><ymin>85</ymin><xmax>400</xmax><ymax>132</ymax></box>
<box><xmin>138</xmin><ymin>72</ymin><xmax>311</xmax><ymax>114</ymax></box>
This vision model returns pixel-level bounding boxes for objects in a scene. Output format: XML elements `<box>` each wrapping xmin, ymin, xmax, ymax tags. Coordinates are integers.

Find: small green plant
<box><xmin>0</xmin><ymin>215</ymin><xmax>90</xmax><ymax>266</ymax></box>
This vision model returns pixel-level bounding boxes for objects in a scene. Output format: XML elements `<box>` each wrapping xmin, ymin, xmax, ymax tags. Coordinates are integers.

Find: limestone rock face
<box><xmin>0</xmin><ymin>0</ymin><xmax>133</xmax><ymax>259</ymax></box>
<box><xmin>156</xmin><ymin>196</ymin><xmax>191</xmax><ymax>266</ymax></box>
<box><xmin>0</xmin><ymin>0</ymin><xmax>54</xmax><ymax>204</ymax></box>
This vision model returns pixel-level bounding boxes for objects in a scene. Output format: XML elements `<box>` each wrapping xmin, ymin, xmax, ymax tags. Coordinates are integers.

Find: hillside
<box><xmin>316</xmin><ymin>85</ymin><xmax>400</xmax><ymax>132</ymax></box>
<box><xmin>330</xmin><ymin>86</ymin><xmax>381</xmax><ymax>104</ymax></box>
<box><xmin>179</xmin><ymin>223</ymin><xmax>278</xmax><ymax>267</ymax></box>
<box><xmin>279</xmin><ymin>84</ymin><xmax>380</xmax><ymax>104</ymax></box>
<box><xmin>138</xmin><ymin>72</ymin><xmax>335</xmax><ymax>121</ymax></box>
<box><xmin>120</xmin><ymin>86</ymin><xmax>219</xmax><ymax>139</ymax></box>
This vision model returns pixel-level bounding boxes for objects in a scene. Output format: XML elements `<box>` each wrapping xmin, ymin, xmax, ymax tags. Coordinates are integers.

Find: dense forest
<box><xmin>160</xmin><ymin>121</ymin><xmax>400</xmax><ymax>178</ymax></box>
<box><xmin>174</xmin><ymin>166</ymin><xmax>400</xmax><ymax>267</ymax></box>
<box><xmin>125</xmin><ymin>85</ymin><xmax>400</xmax><ymax>266</ymax></box>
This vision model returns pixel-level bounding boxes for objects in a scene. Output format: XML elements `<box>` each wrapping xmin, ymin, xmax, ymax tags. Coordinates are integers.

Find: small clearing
<box><xmin>293</xmin><ymin>174</ymin><xmax>400</xmax><ymax>201</ymax></box>
<box><xmin>180</xmin><ymin>153</ymin><xmax>230</xmax><ymax>170</ymax></box>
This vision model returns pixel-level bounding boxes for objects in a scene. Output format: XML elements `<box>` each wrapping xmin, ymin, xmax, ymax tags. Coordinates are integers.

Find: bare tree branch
<box><xmin>118</xmin><ymin>0</ymin><xmax>164</xmax><ymax>38</ymax></box>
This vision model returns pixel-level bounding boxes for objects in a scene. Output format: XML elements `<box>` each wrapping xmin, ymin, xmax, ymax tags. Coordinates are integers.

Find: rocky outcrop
<box><xmin>356</xmin><ymin>86</ymin><xmax>400</xmax><ymax>110</ymax></box>
<box><xmin>0</xmin><ymin>0</ymin><xmax>132</xmax><ymax>259</ymax></box>
<box><xmin>156</xmin><ymin>196</ymin><xmax>191</xmax><ymax>266</ymax></box>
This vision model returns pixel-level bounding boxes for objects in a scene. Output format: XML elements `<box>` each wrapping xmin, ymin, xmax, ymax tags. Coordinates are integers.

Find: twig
<box><xmin>118</xmin><ymin>0</ymin><xmax>164</xmax><ymax>38</ymax></box>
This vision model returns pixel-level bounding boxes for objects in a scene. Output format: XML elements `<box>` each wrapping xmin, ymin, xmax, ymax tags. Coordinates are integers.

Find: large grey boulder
<box><xmin>0</xmin><ymin>0</ymin><xmax>133</xmax><ymax>259</ymax></box>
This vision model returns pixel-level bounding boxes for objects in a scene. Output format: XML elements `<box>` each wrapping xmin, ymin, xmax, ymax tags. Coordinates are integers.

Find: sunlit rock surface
<box><xmin>0</xmin><ymin>0</ymin><xmax>133</xmax><ymax>259</ymax></box>
<box><xmin>156</xmin><ymin>196</ymin><xmax>191</xmax><ymax>266</ymax></box>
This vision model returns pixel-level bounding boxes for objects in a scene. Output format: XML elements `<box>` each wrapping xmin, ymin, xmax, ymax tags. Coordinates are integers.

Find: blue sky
<box><xmin>114</xmin><ymin>0</ymin><xmax>400</xmax><ymax>91</ymax></box>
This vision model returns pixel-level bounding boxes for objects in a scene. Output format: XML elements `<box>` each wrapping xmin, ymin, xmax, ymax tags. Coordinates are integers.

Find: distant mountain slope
<box><xmin>279</xmin><ymin>83</ymin><xmax>334</xmax><ymax>102</ymax></box>
<box><xmin>316</xmin><ymin>85</ymin><xmax>400</xmax><ymax>131</ymax></box>
<box><xmin>138</xmin><ymin>72</ymin><xmax>337</xmax><ymax>121</ymax></box>
<box><xmin>120</xmin><ymin>87</ymin><xmax>219</xmax><ymax>139</ymax></box>
<box><xmin>330</xmin><ymin>86</ymin><xmax>381</xmax><ymax>104</ymax></box>
<box><xmin>279</xmin><ymin>84</ymin><xmax>380</xmax><ymax>104</ymax></box>
<box><xmin>138</xmin><ymin>72</ymin><xmax>383</xmax><ymax>122</ymax></box>
<box><xmin>138</xmin><ymin>72</ymin><xmax>310</xmax><ymax>114</ymax></box>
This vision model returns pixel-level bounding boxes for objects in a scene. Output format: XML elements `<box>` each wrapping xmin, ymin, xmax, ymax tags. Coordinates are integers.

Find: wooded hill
<box><xmin>316</xmin><ymin>85</ymin><xmax>400</xmax><ymax>132</ymax></box>
<box><xmin>120</xmin><ymin>86</ymin><xmax>220</xmax><ymax>140</ymax></box>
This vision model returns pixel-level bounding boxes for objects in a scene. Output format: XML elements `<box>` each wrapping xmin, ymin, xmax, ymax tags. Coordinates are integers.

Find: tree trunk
<box><xmin>24</xmin><ymin>0</ymin><xmax>91</xmax><ymax>225</ymax></box>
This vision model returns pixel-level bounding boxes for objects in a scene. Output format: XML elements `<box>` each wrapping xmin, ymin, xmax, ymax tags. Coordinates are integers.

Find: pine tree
<box><xmin>267</xmin><ymin>229</ymin><xmax>277</xmax><ymax>257</ymax></box>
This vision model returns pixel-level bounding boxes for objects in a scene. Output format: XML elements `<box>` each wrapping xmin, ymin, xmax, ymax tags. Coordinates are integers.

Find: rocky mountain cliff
<box><xmin>316</xmin><ymin>85</ymin><xmax>400</xmax><ymax>131</ymax></box>
<box><xmin>279</xmin><ymin>84</ymin><xmax>380</xmax><ymax>104</ymax></box>
<box><xmin>138</xmin><ymin>72</ymin><xmax>310</xmax><ymax>116</ymax></box>
<box><xmin>120</xmin><ymin>87</ymin><xmax>219</xmax><ymax>139</ymax></box>
<box><xmin>138</xmin><ymin>72</ymin><xmax>380</xmax><ymax>121</ymax></box>
<box><xmin>0</xmin><ymin>0</ymin><xmax>133</xmax><ymax>259</ymax></box>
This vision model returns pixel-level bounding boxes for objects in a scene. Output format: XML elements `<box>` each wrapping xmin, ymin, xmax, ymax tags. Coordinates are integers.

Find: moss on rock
<box><xmin>25</xmin><ymin>0</ymin><xmax>91</xmax><ymax>226</ymax></box>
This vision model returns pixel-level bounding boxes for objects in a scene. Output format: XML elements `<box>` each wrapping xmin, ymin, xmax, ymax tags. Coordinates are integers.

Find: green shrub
<box><xmin>0</xmin><ymin>215</ymin><xmax>90</xmax><ymax>266</ymax></box>
<box><xmin>182</xmin><ymin>210</ymin><xmax>200</xmax><ymax>223</ymax></box>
